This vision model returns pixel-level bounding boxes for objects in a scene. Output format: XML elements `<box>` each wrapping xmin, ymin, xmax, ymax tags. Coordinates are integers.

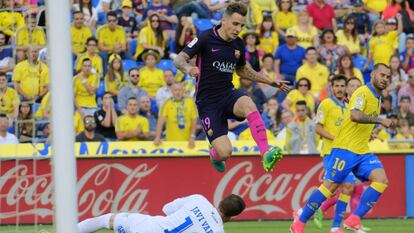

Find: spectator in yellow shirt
<box><xmin>97</xmin><ymin>11</ymin><xmax>127</xmax><ymax>70</ymax></box>
<box><xmin>336</xmin><ymin>54</ymin><xmax>364</xmax><ymax>84</ymax></box>
<box><xmin>282</xmin><ymin>77</ymin><xmax>315</xmax><ymax>113</ymax></box>
<box><xmin>138</xmin><ymin>50</ymin><xmax>165</xmax><ymax>97</ymax></box>
<box><xmin>104</xmin><ymin>54</ymin><xmax>125</xmax><ymax>96</ymax></box>
<box><xmin>75</xmin><ymin>37</ymin><xmax>103</xmax><ymax>78</ymax></box>
<box><xmin>296</xmin><ymin>47</ymin><xmax>329</xmax><ymax>99</ymax></box>
<box><xmin>365</xmin><ymin>16</ymin><xmax>402</xmax><ymax>70</ymax></box>
<box><xmin>15</xmin><ymin>13</ymin><xmax>46</xmax><ymax>63</ymax></box>
<box><xmin>134</xmin><ymin>14</ymin><xmax>166</xmax><ymax>61</ymax></box>
<box><xmin>0</xmin><ymin>73</ymin><xmax>19</xmax><ymax>118</ymax></box>
<box><xmin>289</xmin><ymin>10</ymin><xmax>318</xmax><ymax>49</ymax></box>
<box><xmin>0</xmin><ymin>6</ymin><xmax>25</xmax><ymax>37</ymax></box>
<box><xmin>71</xmin><ymin>11</ymin><xmax>93</xmax><ymax>58</ymax></box>
<box><xmin>13</xmin><ymin>47</ymin><xmax>49</xmax><ymax>102</ymax></box>
<box><xmin>154</xmin><ymin>82</ymin><xmax>197</xmax><ymax>148</ymax></box>
<box><xmin>258</xmin><ymin>15</ymin><xmax>279</xmax><ymax>55</ymax></box>
<box><xmin>115</xmin><ymin>97</ymin><xmax>150</xmax><ymax>141</ymax></box>
<box><xmin>276</xmin><ymin>0</ymin><xmax>297</xmax><ymax>41</ymax></box>
<box><xmin>336</xmin><ymin>16</ymin><xmax>361</xmax><ymax>55</ymax></box>
<box><xmin>74</xmin><ymin>58</ymin><xmax>99</xmax><ymax>114</ymax></box>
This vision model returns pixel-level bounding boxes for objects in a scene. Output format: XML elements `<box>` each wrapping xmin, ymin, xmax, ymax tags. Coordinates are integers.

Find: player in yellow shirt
<box><xmin>71</xmin><ymin>11</ymin><xmax>93</xmax><ymax>57</ymax></box>
<box><xmin>115</xmin><ymin>97</ymin><xmax>149</xmax><ymax>141</ymax></box>
<box><xmin>15</xmin><ymin>13</ymin><xmax>46</xmax><ymax>62</ymax></box>
<box><xmin>365</xmin><ymin>16</ymin><xmax>402</xmax><ymax>69</ymax></box>
<box><xmin>73</xmin><ymin>58</ymin><xmax>99</xmax><ymax>109</ymax></box>
<box><xmin>0</xmin><ymin>73</ymin><xmax>19</xmax><ymax>118</ymax></box>
<box><xmin>313</xmin><ymin>75</ymin><xmax>357</xmax><ymax>231</ymax></box>
<box><xmin>154</xmin><ymin>82</ymin><xmax>197</xmax><ymax>147</ymax></box>
<box><xmin>13</xmin><ymin>47</ymin><xmax>49</xmax><ymax>101</ymax></box>
<box><xmin>296</xmin><ymin>47</ymin><xmax>329</xmax><ymax>99</ymax></box>
<box><xmin>138</xmin><ymin>50</ymin><xmax>165</xmax><ymax>97</ymax></box>
<box><xmin>291</xmin><ymin>63</ymin><xmax>394</xmax><ymax>233</ymax></box>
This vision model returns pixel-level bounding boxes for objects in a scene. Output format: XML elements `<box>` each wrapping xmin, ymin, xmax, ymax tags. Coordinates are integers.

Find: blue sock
<box><xmin>299</xmin><ymin>185</ymin><xmax>332</xmax><ymax>223</ymax></box>
<box><xmin>354</xmin><ymin>182</ymin><xmax>387</xmax><ymax>218</ymax></box>
<box><xmin>332</xmin><ymin>193</ymin><xmax>350</xmax><ymax>228</ymax></box>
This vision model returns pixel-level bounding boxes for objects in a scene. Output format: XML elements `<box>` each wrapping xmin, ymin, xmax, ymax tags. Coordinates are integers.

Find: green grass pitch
<box><xmin>1</xmin><ymin>219</ymin><xmax>413</xmax><ymax>232</ymax></box>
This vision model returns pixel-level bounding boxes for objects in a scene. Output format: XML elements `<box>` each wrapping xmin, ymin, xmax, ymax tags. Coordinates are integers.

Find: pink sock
<box><xmin>210</xmin><ymin>147</ymin><xmax>222</xmax><ymax>162</ymax></box>
<box><xmin>247</xmin><ymin>111</ymin><xmax>269</xmax><ymax>156</ymax></box>
<box><xmin>320</xmin><ymin>192</ymin><xmax>339</xmax><ymax>212</ymax></box>
<box><xmin>350</xmin><ymin>183</ymin><xmax>364</xmax><ymax>213</ymax></box>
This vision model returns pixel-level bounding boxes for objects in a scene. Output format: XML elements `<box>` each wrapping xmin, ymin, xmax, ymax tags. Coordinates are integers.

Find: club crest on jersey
<box><xmin>234</xmin><ymin>50</ymin><xmax>240</xmax><ymax>58</ymax></box>
<box><xmin>355</xmin><ymin>97</ymin><xmax>363</xmax><ymax>108</ymax></box>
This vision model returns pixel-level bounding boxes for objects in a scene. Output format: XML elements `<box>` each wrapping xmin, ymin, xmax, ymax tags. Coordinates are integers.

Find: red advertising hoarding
<box><xmin>0</xmin><ymin>155</ymin><xmax>406</xmax><ymax>224</ymax></box>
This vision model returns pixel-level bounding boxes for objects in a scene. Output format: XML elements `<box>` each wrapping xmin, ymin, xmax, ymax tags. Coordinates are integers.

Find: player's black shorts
<box><xmin>197</xmin><ymin>89</ymin><xmax>247</xmax><ymax>142</ymax></box>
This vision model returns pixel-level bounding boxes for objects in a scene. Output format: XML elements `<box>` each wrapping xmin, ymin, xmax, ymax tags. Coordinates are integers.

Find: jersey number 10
<box><xmin>164</xmin><ymin>217</ymin><xmax>194</xmax><ymax>233</ymax></box>
<box><xmin>332</xmin><ymin>158</ymin><xmax>346</xmax><ymax>171</ymax></box>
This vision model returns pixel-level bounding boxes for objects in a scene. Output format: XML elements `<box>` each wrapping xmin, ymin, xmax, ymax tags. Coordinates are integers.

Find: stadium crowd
<box><xmin>0</xmin><ymin>0</ymin><xmax>413</xmax><ymax>152</ymax></box>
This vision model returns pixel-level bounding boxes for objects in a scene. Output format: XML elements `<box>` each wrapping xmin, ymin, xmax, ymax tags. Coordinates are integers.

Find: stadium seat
<box><xmin>156</xmin><ymin>59</ymin><xmax>177</xmax><ymax>74</ymax></box>
<box><xmin>92</xmin><ymin>0</ymin><xmax>100</xmax><ymax>7</ymax></box>
<box><xmin>96</xmin><ymin>80</ymin><xmax>105</xmax><ymax>98</ymax></box>
<box><xmin>150</xmin><ymin>98</ymin><xmax>158</xmax><ymax>115</ymax></box>
<box><xmin>97</xmin><ymin>12</ymin><xmax>106</xmax><ymax>25</ymax></box>
<box><xmin>352</xmin><ymin>55</ymin><xmax>373</xmax><ymax>71</ymax></box>
<box><xmin>122</xmin><ymin>59</ymin><xmax>138</xmax><ymax>72</ymax></box>
<box><xmin>193</xmin><ymin>19</ymin><xmax>214</xmax><ymax>33</ymax></box>
<box><xmin>129</xmin><ymin>39</ymin><xmax>138</xmax><ymax>58</ymax></box>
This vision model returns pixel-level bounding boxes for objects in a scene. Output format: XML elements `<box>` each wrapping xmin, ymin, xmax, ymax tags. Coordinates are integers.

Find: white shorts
<box><xmin>113</xmin><ymin>213</ymin><xmax>153</xmax><ymax>233</ymax></box>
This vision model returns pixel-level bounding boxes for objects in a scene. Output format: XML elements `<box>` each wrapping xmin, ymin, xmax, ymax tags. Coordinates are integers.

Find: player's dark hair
<box><xmin>224</xmin><ymin>2</ymin><xmax>247</xmax><ymax>17</ymax></box>
<box><xmin>330</xmin><ymin>74</ymin><xmax>347</xmax><ymax>85</ymax></box>
<box><xmin>219</xmin><ymin>194</ymin><xmax>246</xmax><ymax>217</ymax></box>
<box><xmin>296</xmin><ymin>100</ymin><xmax>307</xmax><ymax>107</ymax></box>
<box><xmin>73</xmin><ymin>10</ymin><xmax>83</xmax><ymax>16</ymax></box>
<box><xmin>0</xmin><ymin>72</ymin><xmax>6</xmax><ymax>78</ymax></box>
<box><xmin>107</xmin><ymin>11</ymin><xmax>118</xmax><ymax>19</ymax></box>
<box><xmin>295</xmin><ymin>77</ymin><xmax>311</xmax><ymax>90</ymax></box>
<box><xmin>346</xmin><ymin>77</ymin><xmax>362</xmax><ymax>86</ymax></box>
<box><xmin>86</xmin><ymin>37</ymin><xmax>98</xmax><ymax>45</ymax></box>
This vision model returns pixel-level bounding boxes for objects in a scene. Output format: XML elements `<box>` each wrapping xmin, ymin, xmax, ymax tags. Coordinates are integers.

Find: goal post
<box><xmin>46</xmin><ymin>0</ymin><xmax>79</xmax><ymax>232</ymax></box>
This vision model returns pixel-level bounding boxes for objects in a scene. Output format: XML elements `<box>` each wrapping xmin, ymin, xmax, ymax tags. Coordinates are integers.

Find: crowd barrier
<box><xmin>0</xmin><ymin>141</ymin><xmax>412</xmax><ymax>224</ymax></box>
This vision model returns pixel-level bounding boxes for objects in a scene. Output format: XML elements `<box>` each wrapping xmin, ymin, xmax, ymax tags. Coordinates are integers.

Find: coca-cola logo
<box><xmin>214</xmin><ymin>161</ymin><xmax>324</xmax><ymax>214</ymax></box>
<box><xmin>0</xmin><ymin>162</ymin><xmax>157</xmax><ymax>220</ymax></box>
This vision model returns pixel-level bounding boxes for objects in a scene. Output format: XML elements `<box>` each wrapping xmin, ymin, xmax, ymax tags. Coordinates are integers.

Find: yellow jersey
<box><xmin>369</xmin><ymin>31</ymin><xmax>398</xmax><ymax>65</ymax></box>
<box><xmin>74</xmin><ymin>111</ymin><xmax>84</xmax><ymax>135</ymax></box>
<box><xmin>276</xmin><ymin>12</ymin><xmax>297</xmax><ymax>30</ymax></box>
<box><xmin>15</xmin><ymin>26</ymin><xmax>46</xmax><ymax>46</ymax></box>
<box><xmin>12</xmin><ymin>60</ymin><xmax>49</xmax><ymax>98</ymax></box>
<box><xmin>239</xmin><ymin>128</ymin><xmax>275</xmax><ymax>141</ymax></box>
<box><xmin>0</xmin><ymin>87</ymin><xmax>20</xmax><ymax>116</ymax></box>
<box><xmin>115</xmin><ymin>114</ymin><xmax>149</xmax><ymax>141</ymax></box>
<box><xmin>332</xmin><ymin>84</ymin><xmax>381</xmax><ymax>154</ymax></box>
<box><xmin>259</xmin><ymin>32</ymin><xmax>279</xmax><ymax>54</ymax></box>
<box><xmin>0</xmin><ymin>11</ymin><xmax>25</xmax><ymax>36</ymax></box>
<box><xmin>286</xmin><ymin>89</ymin><xmax>315</xmax><ymax>113</ymax></box>
<box><xmin>316</xmin><ymin>96</ymin><xmax>348</xmax><ymax>156</ymax></box>
<box><xmin>363</xmin><ymin>0</ymin><xmax>387</xmax><ymax>12</ymax></box>
<box><xmin>35</xmin><ymin>92</ymin><xmax>50</xmax><ymax>118</ymax></box>
<box><xmin>75</xmin><ymin>53</ymin><xmax>103</xmax><ymax>76</ymax></box>
<box><xmin>139</xmin><ymin>66</ymin><xmax>165</xmax><ymax>97</ymax></box>
<box><xmin>336</xmin><ymin>30</ymin><xmax>360</xmax><ymax>54</ymax></box>
<box><xmin>289</xmin><ymin>25</ymin><xmax>318</xmax><ymax>49</ymax></box>
<box><xmin>73</xmin><ymin>73</ymin><xmax>99</xmax><ymax>108</ymax></box>
<box><xmin>296</xmin><ymin>62</ymin><xmax>329</xmax><ymax>96</ymax></box>
<box><xmin>97</xmin><ymin>25</ymin><xmax>126</xmax><ymax>48</ymax></box>
<box><xmin>161</xmin><ymin>97</ymin><xmax>197</xmax><ymax>141</ymax></box>
<box><xmin>104</xmin><ymin>72</ymin><xmax>125</xmax><ymax>93</ymax></box>
<box><xmin>71</xmin><ymin>25</ymin><xmax>92</xmax><ymax>54</ymax></box>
